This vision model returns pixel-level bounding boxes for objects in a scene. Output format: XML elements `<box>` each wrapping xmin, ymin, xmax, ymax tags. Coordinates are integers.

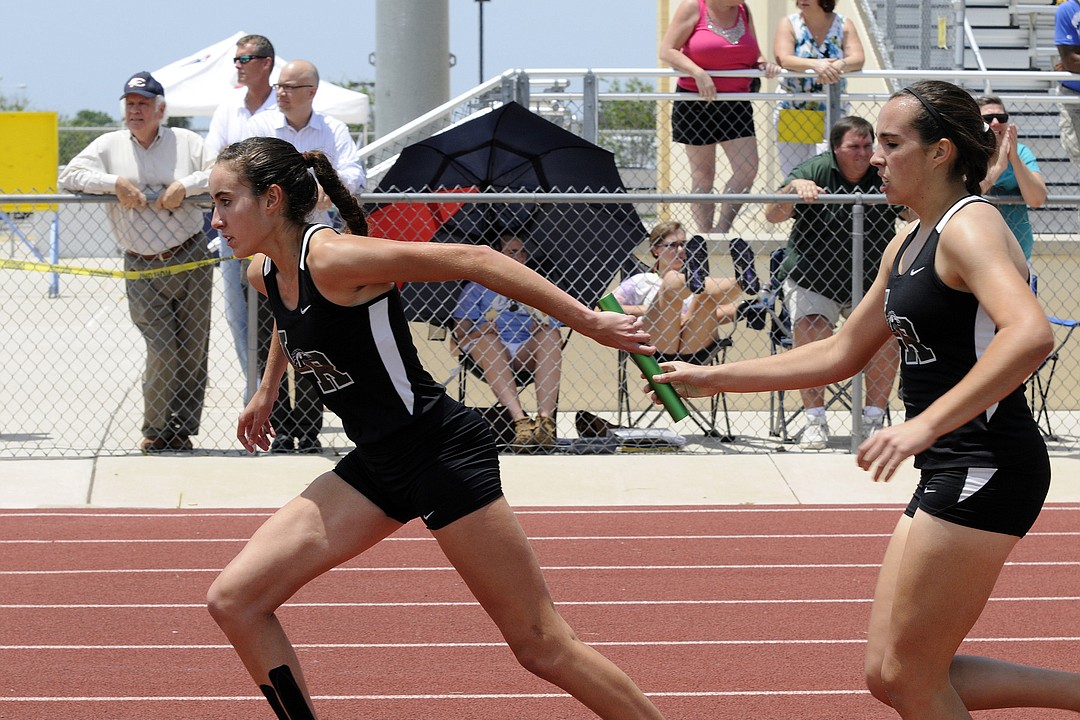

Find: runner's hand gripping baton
<box><xmin>598</xmin><ymin>293</ymin><xmax>689</xmax><ymax>422</ymax></box>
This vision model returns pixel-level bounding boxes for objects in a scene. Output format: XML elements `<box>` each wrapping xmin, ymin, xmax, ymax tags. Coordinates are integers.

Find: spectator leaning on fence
<box><xmin>976</xmin><ymin>95</ymin><xmax>1046</xmax><ymax>261</ymax></box>
<box><xmin>763</xmin><ymin>116</ymin><xmax>905</xmax><ymax>449</ymax></box>
<box><xmin>243</xmin><ymin>58</ymin><xmax>367</xmax><ymax>454</ymax></box>
<box><xmin>659</xmin><ymin>0</ymin><xmax>780</xmax><ymax>237</ymax></box>
<box><xmin>58</xmin><ymin>71</ymin><xmax>214</xmax><ymax>454</ymax></box>
<box><xmin>204</xmin><ymin>34</ymin><xmax>278</xmax><ymax>393</ymax></box>
<box><xmin>772</xmin><ymin>0</ymin><xmax>865</xmax><ymax>177</ymax></box>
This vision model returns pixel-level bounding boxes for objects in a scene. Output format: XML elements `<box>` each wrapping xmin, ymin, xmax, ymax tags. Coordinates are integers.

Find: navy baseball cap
<box><xmin>121</xmin><ymin>71</ymin><xmax>165</xmax><ymax>99</ymax></box>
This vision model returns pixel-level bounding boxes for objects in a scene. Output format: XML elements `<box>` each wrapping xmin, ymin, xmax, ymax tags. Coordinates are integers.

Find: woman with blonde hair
<box><xmin>613</xmin><ymin>222</ymin><xmax>758</xmax><ymax>362</ymax></box>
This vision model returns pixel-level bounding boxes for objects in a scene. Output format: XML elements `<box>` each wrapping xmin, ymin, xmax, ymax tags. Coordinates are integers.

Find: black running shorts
<box><xmin>333</xmin><ymin>396</ymin><xmax>503</xmax><ymax>530</ymax></box>
<box><xmin>903</xmin><ymin>461</ymin><xmax>1051</xmax><ymax>537</ymax></box>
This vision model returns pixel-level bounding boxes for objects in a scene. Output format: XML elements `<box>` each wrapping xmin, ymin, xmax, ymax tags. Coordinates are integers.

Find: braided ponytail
<box><xmin>304</xmin><ymin>151</ymin><xmax>369</xmax><ymax>236</ymax></box>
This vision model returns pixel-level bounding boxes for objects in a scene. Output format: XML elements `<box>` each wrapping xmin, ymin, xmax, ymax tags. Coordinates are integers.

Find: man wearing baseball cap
<box><xmin>60</xmin><ymin>71</ymin><xmax>215</xmax><ymax>454</ymax></box>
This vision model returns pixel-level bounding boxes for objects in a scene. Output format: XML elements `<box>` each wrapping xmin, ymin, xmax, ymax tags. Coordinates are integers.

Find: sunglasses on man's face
<box><xmin>981</xmin><ymin>113</ymin><xmax>1009</xmax><ymax>124</ymax></box>
<box><xmin>234</xmin><ymin>55</ymin><xmax>270</xmax><ymax>65</ymax></box>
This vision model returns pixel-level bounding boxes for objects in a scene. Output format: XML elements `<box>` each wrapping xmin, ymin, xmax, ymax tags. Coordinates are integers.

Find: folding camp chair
<box><xmin>1028</xmin><ymin>315</ymin><xmax>1078</xmax><ymax>441</ymax></box>
<box><xmin>447</xmin><ymin>322</ymin><xmax>573</xmax><ymax>447</ymax></box>
<box><xmin>1023</xmin><ymin>272</ymin><xmax>1078</xmax><ymax>441</ymax></box>
<box><xmin>1024</xmin><ymin>271</ymin><xmax>1077</xmax><ymax>441</ymax></box>
<box><xmin>454</xmin><ymin>348</ymin><xmax>535</xmax><ymax>405</ymax></box>
<box><xmin>616</xmin><ymin>337</ymin><xmax>735</xmax><ymax>440</ymax></box>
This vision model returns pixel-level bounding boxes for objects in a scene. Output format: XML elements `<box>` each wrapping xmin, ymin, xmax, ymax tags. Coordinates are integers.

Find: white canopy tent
<box><xmin>151</xmin><ymin>32</ymin><xmax>370</xmax><ymax>125</ymax></box>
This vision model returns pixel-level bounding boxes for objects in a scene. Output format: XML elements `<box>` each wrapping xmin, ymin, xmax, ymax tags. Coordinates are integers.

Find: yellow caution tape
<box><xmin>0</xmin><ymin>256</ymin><xmax>233</xmax><ymax>280</ymax></box>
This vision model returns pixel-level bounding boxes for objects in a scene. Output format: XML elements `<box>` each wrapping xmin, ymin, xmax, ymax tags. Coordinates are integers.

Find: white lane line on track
<box><xmin>0</xmin><ymin>533</ymin><xmax>894</xmax><ymax>544</ymax></box>
<box><xmin>0</xmin><ymin>689</ymin><xmax>874</xmax><ymax>702</ymax></box>
<box><xmin>3</xmin><ymin>505</ymin><xmax>1080</xmax><ymax>518</ymax></box>
<box><xmin>4</xmin><ymin>595</ymin><xmax>1080</xmax><ymax>610</ymax></box>
<box><xmin>4</xmin><ymin>530</ymin><xmax>1080</xmax><ymax>545</ymax></box>
<box><xmin>4</xmin><ymin>560</ymin><xmax>1079</xmax><ymax>575</ymax></box>
<box><xmin>4</xmin><ymin>636</ymin><xmax>1079</xmax><ymax>652</ymax></box>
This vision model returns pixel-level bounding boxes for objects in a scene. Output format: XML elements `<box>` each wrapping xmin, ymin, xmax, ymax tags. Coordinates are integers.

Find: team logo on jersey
<box><xmin>278</xmin><ymin>330</ymin><xmax>355</xmax><ymax>393</ymax></box>
<box><xmin>886</xmin><ymin>310</ymin><xmax>937</xmax><ymax>366</ymax></box>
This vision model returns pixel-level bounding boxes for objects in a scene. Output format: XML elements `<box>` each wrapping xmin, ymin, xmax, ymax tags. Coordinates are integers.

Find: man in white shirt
<box><xmin>243</xmin><ymin>59</ymin><xmax>366</xmax><ymax>453</ymax></box>
<box><xmin>59</xmin><ymin>72</ymin><xmax>213</xmax><ymax>453</ymax></box>
<box><xmin>244</xmin><ymin>59</ymin><xmax>366</xmax><ymax>212</ymax></box>
<box><xmin>204</xmin><ymin>34</ymin><xmax>277</xmax><ymax>391</ymax></box>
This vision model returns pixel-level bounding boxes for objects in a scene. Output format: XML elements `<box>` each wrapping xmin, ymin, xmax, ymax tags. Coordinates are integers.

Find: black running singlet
<box><xmin>262</xmin><ymin>224</ymin><xmax>447</xmax><ymax>446</ymax></box>
<box><xmin>884</xmin><ymin>196</ymin><xmax>1046</xmax><ymax>470</ymax></box>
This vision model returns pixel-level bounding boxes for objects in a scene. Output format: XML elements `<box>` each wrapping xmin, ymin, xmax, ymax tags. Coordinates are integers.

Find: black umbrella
<box><xmin>367</xmin><ymin>102</ymin><xmax>647</xmax><ymax>326</ymax></box>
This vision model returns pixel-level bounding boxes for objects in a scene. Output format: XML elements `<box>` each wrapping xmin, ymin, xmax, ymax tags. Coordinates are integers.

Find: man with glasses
<box><xmin>976</xmin><ymin>95</ymin><xmax>1046</xmax><ymax>261</ymax></box>
<box><xmin>243</xmin><ymin>59</ymin><xmax>366</xmax><ymax>453</ymax></box>
<box><xmin>764</xmin><ymin>116</ymin><xmax>906</xmax><ymax>449</ymax></box>
<box><xmin>205</xmin><ymin>34</ymin><xmax>278</xmax><ymax>394</ymax></box>
<box><xmin>59</xmin><ymin>72</ymin><xmax>214</xmax><ymax>453</ymax></box>
<box><xmin>245</xmin><ymin>59</ymin><xmax>365</xmax><ymax>212</ymax></box>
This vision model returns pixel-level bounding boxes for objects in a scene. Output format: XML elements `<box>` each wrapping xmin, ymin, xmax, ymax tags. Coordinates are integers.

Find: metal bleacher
<box><xmin>863</xmin><ymin>0</ymin><xmax>1073</xmax><ymax>236</ymax></box>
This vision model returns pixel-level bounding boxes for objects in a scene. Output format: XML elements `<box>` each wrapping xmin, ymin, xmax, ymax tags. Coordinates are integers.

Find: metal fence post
<box><xmin>514</xmin><ymin>70</ymin><xmax>530</xmax><ymax>107</ymax></box>
<box><xmin>583</xmin><ymin>71</ymin><xmax>598</xmax><ymax>145</ymax></box>
<box><xmin>246</xmin><ymin>278</ymin><xmax>259</xmax><ymax>402</ymax></box>
<box><xmin>826</xmin><ymin>84</ymin><xmax>841</xmax><ymax>138</ymax></box>
<box><xmin>48</xmin><ymin>216</ymin><xmax>60</xmax><ymax>299</ymax></box>
<box><xmin>850</xmin><ymin>198</ymin><xmax>866</xmax><ymax>452</ymax></box>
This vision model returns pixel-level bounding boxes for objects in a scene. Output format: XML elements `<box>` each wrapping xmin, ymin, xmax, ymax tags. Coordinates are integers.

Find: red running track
<box><xmin>1</xmin><ymin>504</ymin><xmax>1078</xmax><ymax>720</ymax></box>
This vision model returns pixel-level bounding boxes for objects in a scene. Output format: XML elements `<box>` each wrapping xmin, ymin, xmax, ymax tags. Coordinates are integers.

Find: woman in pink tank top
<box><xmin>661</xmin><ymin>0</ymin><xmax>779</xmax><ymax>236</ymax></box>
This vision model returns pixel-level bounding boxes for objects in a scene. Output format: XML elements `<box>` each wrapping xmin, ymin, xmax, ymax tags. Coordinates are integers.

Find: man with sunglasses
<box><xmin>975</xmin><ymin>95</ymin><xmax>1046</xmax><ymax>261</ymax></box>
<box><xmin>59</xmin><ymin>72</ymin><xmax>214</xmax><ymax>453</ymax></box>
<box><xmin>205</xmin><ymin>34</ymin><xmax>278</xmax><ymax>395</ymax></box>
<box><xmin>242</xmin><ymin>59</ymin><xmax>366</xmax><ymax>453</ymax></box>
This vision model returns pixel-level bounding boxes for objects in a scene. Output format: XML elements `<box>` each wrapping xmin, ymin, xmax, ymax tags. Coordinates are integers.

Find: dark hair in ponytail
<box><xmin>303</xmin><ymin>151</ymin><xmax>368</xmax><ymax>236</ymax></box>
<box><xmin>216</xmin><ymin>136</ymin><xmax>368</xmax><ymax>236</ymax></box>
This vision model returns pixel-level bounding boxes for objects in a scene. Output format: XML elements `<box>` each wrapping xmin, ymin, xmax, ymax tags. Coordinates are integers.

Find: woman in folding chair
<box><xmin>612</xmin><ymin>220</ymin><xmax>758</xmax><ymax>365</ymax></box>
<box><xmin>451</xmin><ymin>233</ymin><xmax>563</xmax><ymax>452</ymax></box>
<box><xmin>652</xmin><ymin>81</ymin><xmax>1080</xmax><ymax>717</ymax></box>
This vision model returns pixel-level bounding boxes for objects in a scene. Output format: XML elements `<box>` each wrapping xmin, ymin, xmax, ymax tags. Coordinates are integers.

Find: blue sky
<box><xmin>3</xmin><ymin>0</ymin><xmax>659</xmax><ymax>120</ymax></box>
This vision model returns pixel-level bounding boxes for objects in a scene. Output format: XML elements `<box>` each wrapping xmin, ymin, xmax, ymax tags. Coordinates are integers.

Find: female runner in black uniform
<box><xmin>650</xmin><ymin>80</ymin><xmax>1080</xmax><ymax>718</ymax></box>
<box><xmin>205</xmin><ymin>137</ymin><xmax>666</xmax><ymax>720</ymax></box>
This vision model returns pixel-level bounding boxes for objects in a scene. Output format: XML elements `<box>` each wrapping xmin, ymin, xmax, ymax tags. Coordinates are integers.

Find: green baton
<box><xmin>598</xmin><ymin>293</ymin><xmax>689</xmax><ymax>422</ymax></box>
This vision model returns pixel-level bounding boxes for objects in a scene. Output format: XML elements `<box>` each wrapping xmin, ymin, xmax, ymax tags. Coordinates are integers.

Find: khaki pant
<box><xmin>1060</xmin><ymin>86</ymin><xmax>1080</xmax><ymax>167</ymax></box>
<box><xmin>1058</xmin><ymin>86</ymin><xmax>1080</xmax><ymax>233</ymax></box>
<box><xmin>124</xmin><ymin>235</ymin><xmax>213</xmax><ymax>440</ymax></box>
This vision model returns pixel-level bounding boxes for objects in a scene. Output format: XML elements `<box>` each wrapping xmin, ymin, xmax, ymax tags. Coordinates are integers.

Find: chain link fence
<box><xmin>4</xmin><ymin>69</ymin><xmax>1079</xmax><ymax>457</ymax></box>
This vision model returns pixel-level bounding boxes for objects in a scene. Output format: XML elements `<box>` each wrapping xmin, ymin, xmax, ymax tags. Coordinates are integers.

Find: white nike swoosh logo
<box><xmin>909</xmin><ymin>267</ymin><xmax>926</xmax><ymax>276</ymax></box>
<box><xmin>300</xmin><ymin>305</ymin><xmax>312</xmax><ymax>314</ymax></box>
<box><xmin>422</xmin><ymin>511</ymin><xmax>435</xmax><ymax>521</ymax></box>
